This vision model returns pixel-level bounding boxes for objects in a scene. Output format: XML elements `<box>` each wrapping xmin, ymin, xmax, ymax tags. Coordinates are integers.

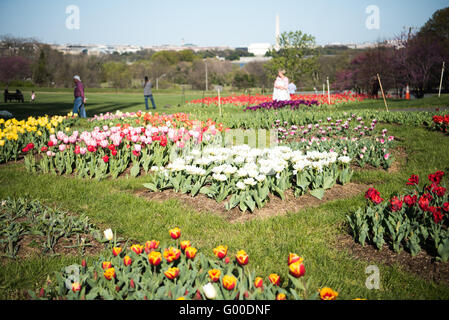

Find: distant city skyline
<box><xmin>0</xmin><ymin>0</ymin><xmax>447</xmax><ymax>48</ymax></box>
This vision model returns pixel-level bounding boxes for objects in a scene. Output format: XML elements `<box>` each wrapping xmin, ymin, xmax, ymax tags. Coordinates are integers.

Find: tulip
<box><xmin>276</xmin><ymin>293</ymin><xmax>287</xmax><ymax>300</ymax></box>
<box><xmin>289</xmin><ymin>260</ymin><xmax>306</xmax><ymax>278</ymax></box>
<box><xmin>202</xmin><ymin>283</ymin><xmax>217</xmax><ymax>299</ymax></box>
<box><xmin>185</xmin><ymin>246</ymin><xmax>197</xmax><ymax>259</ymax></box>
<box><xmin>319</xmin><ymin>287</ymin><xmax>339</xmax><ymax>300</ymax></box>
<box><xmin>222</xmin><ymin>275</ymin><xmax>237</xmax><ymax>291</ymax></box>
<box><xmin>208</xmin><ymin>269</ymin><xmax>221</xmax><ymax>282</ymax></box>
<box><xmin>164</xmin><ymin>267</ymin><xmax>180</xmax><ymax>280</ymax></box>
<box><xmin>213</xmin><ymin>245</ymin><xmax>227</xmax><ymax>259</ymax></box>
<box><xmin>102</xmin><ymin>261</ymin><xmax>112</xmax><ymax>270</ymax></box>
<box><xmin>268</xmin><ymin>273</ymin><xmax>280</xmax><ymax>286</ymax></box>
<box><xmin>236</xmin><ymin>250</ymin><xmax>249</xmax><ymax>266</ymax></box>
<box><xmin>123</xmin><ymin>255</ymin><xmax>132</xmax><ymax>266</ymax></box>
<box><xmin>112</xmin><ymin>247</ymin><xmax>122</xmax><ymax>257</ymax></box>
<box><xmin>169</xmin><ymin>227</ymin><xmax>181</xmax><ymax>240</ymax></box>
<box><xmin>148</xmin><ymin>251</ymin><xmax>162</xmax><ymax>266</ymax></box>
<box><xmin>102</xmin><ymin>155</ymin><xmax>109</xmax><ymax>163</ymax></box>
<box><xmin>131</xmin><ymin>244</ymin><xmax>144</xmax><ymax>255</ymax></box>
<box><xmin>144</xmin><ymin>240</ymin><xmax>160</xmax><ymax>253</ymax></box>
<box><xmin>72</xmin><ymin>282</ymin><xmax>81</xmax><ymax>292</ymax></box>
<box><xmin>130</xmin><ymin>278</ymin><xmax>135</xmax><ymax>289</ymax></box>
<box><xmin>104</xmin><ymin>228</ymin><xmax>113</xmax><ymax>241</ymax></box>
<box><xmin>287</xmin><ymin>253</ymin><xmax>303</xmax><ymax>265</ymax></box>
<box><xmin>254</xmin><ymin>277</ymin><xmax>263</xmax><ymax>288</ymax></box>
<box><xmin>163</xmin><ymin>247</ymin><xmax>181</xmax><ymax>263</ymax></box>
<box><xmin>104</xmin><ymin>267</ymin><xmax>116</xmax><ymax>280</ymax></box>
<box><xmin>180</xmin><ymin>240</ymin><xmax>191</xmax><ymax>251</ymax></box>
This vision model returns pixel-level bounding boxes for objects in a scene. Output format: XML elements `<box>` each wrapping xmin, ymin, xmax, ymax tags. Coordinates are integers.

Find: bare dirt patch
<box><xmin>135</xmin><ymin>182</ymin><xmax>369</xmax><ymax>223</ymax></box>
<box><xmin>334</xmin><ymin>233</ymin><xmax>449</xmax><ymax>285</ymax></box>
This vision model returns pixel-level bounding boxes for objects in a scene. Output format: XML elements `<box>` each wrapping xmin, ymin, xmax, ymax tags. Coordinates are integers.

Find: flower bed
<box><xmin>275</xmin><ymin>115</ymin><xmax>395</xmax><ymax>169</ymax></box>
<box><xmin>24</xmin><ymin>123</ymin><xmax>222</xmax><ymax>180</ymax></box>
<box><xmin>30</xmin><ymin>227</ymin><xmax>341</xmax><ymax>300</ymax></box>
<box><xmin>187</xmin><ymin>92</ymin><xmax>368</xmax><ymax>107</ymax></box>
<box><xmin>244</xmin><ymin>99</ymin><xmax>320</xmax><ymax>112</ymax></box>
<box><xmin>144</xmin><ymin>145</ymin><xmax>353</xmax><ymax>212</ymax></box>
<box><xmin>0</xmin><ymin>114</ymin><xmax>75</xmax><ymax>163</ymax></box>
<box><xmin>431</xmin><ymin>114</ymin><xmax>449</xmax><ymax>134</ymax></box>
<box><xmin>347</xmin><ymin>171</ymin><xmax>449</xmax><ymax>261</ymax></box>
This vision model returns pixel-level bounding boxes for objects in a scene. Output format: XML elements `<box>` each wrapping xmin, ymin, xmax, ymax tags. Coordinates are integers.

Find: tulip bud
<box><xmin>202</xmin><ymin>283</ymin><xmax>217</xmax><ymax>300</ymax></box>
<box><xmin>130</xmin><ymin>278</ymin><xmax>135</xmax><ymax>289</ymax></box>
<box><xmin>81</xmin><ymin>259</ymin><xmax>86</xmax><ymax>268</ymax></box>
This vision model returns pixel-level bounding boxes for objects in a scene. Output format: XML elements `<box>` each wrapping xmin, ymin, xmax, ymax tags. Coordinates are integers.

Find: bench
<box><xmin>4</xmin><ymin>91</ymin><xmax>25</xmax><ymax>103</ymax></box>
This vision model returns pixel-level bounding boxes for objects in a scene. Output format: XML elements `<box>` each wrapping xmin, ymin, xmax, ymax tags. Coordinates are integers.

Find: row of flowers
<box><xmin>0</xmin><ymin>114</ymin><xmax>75</xmax><ymax>163</ymax></box>
<box><xmin>31</xmin><ymin>227</ymin><xmax>341</xmax><ymax>300</ymax></box>
<box><xmin>187</xmin><ymin>92</ymin><xmax>368</xmax><ymax>107</ymax></box>
<box><xmin>244</xmin><ymin>99</ymin><xmax>320</xmax><ymax>112</ymax></box>
<box><xmin>23</xmin><ymin>122</ymin><xmax>223</xmax><ymax>179</ymax></box>
<box><xmin>347</xmin><ymin>171</ymin><xmax>449</xmax><ymax>261</ymax></box>
<box><xmin>144</xmin><ymin>145</ymin><xmax>353</xmax><ymax>212</ymax></box>
<box><xmin>274</xmin><ymin>115</ymin><xmax>395</xmax><ymax>169</ymax></box>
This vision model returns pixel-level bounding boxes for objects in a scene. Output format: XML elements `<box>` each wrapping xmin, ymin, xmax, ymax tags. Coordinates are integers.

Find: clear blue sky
<box><xmin>0</xmin><ymin>0</ymin><xmax>447</xmax><ymax>47</ymax></box>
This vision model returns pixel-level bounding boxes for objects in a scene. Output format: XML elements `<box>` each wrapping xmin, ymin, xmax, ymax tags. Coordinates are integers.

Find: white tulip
<box><xmin>202</xmin><ymin>283</ymin><xmax>217</xmax><ymax>299</ymax></box>
<box><xmin>104</xmin><ymin>228</ymin><xmax>113</xmax><ymax>241</ymax></box>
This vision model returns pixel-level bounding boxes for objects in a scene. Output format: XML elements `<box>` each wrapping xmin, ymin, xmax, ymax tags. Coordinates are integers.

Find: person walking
<box><xmin>72</xmin><ymin>75</ymin><xmax>86</xmax><ymax>118</ymax></box>
<box><xmin>272</xmin><ymin>69</ymin><xmax>291</xmax><ymax>101</ymax></box>
<box><xmin>143</xmin><ymin>76</ymin><xmax>156</xmax><ymax>110</ymax></box>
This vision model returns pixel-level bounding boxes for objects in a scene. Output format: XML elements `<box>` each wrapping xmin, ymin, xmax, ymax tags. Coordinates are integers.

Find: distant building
<box><xmin>248</xmin><ymin>43</ymin><xmax>272</xmax><ymax>56</ymax></box>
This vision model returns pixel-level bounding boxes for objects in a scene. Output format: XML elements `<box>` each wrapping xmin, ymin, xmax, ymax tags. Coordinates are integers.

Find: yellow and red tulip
<box><xmin>222</xmin><ymin>275</ymin><xmax>237</xmax><ymax>291</ymax></box>
<box><xmin>102</xmin><ymin>261</ymin><xmax>112</xmax><ymax>270</ymax></box>
<box><xmin>254</xmin><ymin>277</ymin><xmax>263</xmax><ymax>288</ymax></box>
<box><xmin>148</xmin><ymin>251</ymin><xmax>162</xmax><ymax>266</ymax></box>
<box><xmin>236</xmin><ymin>250</ymin><xmax>249</xmax><ymax>266</ymax></box>
<box><xmin>268</xmin><ymin>273</ymin><xmax>280</xmax><ymax>286</ymax></box>
<box><xmin>130</xmin><ymin>244</ymin><xmax>144</xmax><ymax>255</ymax></box>
<box><xmin>213</xmin><ymin>245</ymin><xmax>227</xmax><ymax>259</ymax></box>
<box><xmin>276</xmin><ymin>293</ymin><xmax>287</xmax><ymax>300</ymax></box>
<box><xmin>319</xmin><ymin>287</ymin><xmax>338</xmax><ymax>300</ymax></box>
<box><xmin>144</xmin><ymin>240</ymin><xmax>160</xmax><ymax>253</ymax></box>
<box><xmin>208</xmin><ymin>269</ymin><xmax>221</xmax><ymax>282</ymax></box>
<box><xmin>180</xmin><ymin>240</ymin><xmax>191</xmax><ymax>251</ymax></box>
<box><xmin>289</xmin><ymin>260</ymin><xmax>306</xmax><ymax>278</ymax></box>
<box><xmin>164</xmin><ymin>267</ymin><xmax>180</xmax><ymax>280</ymax></box>
<box><xmin>104</xmin><ymin>267</ymin><xmax>116</xmax><ymax>280</ymax></box>
<box><xmin>112</xmin><ymin>247</ymin><xmax>122</xmax><ymax>257</ymax></box>
<box><xmin>185</xmin><ymin>246</ymin><xmax>197</xmax><ymax>259</ymax></box>
<box><xmin>287</xmin><ymin>253</ymin><xmax>303</xmax><ymax>265</ymax></box>
<box><xmin>123</xmin><ymin>255</ymin><xmax>132</xmax><ymax>267</ymax></box>
<box><xmin>163</xmin><ymin>247</ymin><xmax>181</xmax><ymax>263</ymax></box>
<box><xmin>72</xmin><ymin>282</ymin><xmax>81</xmax><ymax>292</ymax></box>
<box><xmin>169</xmin><ymin>227</ymin><xmax>181</xmax><ymax>240</ymax></box>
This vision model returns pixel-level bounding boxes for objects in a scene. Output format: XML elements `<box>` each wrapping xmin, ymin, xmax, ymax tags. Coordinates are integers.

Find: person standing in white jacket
<box><xmin>143</xmin><ymin>76</ymin><xmax>157</xmax><ymax>110</ymax></box>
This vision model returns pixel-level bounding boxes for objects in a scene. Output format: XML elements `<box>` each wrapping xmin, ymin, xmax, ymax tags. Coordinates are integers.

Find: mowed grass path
<box><xmin>1</xmin><ymin>120</ymin><xmax>449</xmax><ymax>299</ymax></box>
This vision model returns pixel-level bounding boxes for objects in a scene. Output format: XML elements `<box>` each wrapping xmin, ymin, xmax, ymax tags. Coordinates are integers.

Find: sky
<box><xmin>0</xmin><ymin>0</ymin><xmax>447</xmax><ymax>47</ymax></box>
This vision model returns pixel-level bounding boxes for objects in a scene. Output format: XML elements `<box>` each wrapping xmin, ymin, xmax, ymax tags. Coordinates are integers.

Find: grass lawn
<box><xmin>1</xmin><ymin>91</ymin><xmax>449</xmax><ymax>300</ymax></box>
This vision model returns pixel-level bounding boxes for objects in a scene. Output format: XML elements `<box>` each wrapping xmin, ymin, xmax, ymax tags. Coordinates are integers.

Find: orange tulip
<box><xmin>131</xmin><ymin>244</ymin><xmax>144</xmax><ymax>255</ymax></box>
<box><xmin>180</xmin><ymin>240</ymin><xmax>191</xmax><ymax>251</ymax></box>
<box><xmin>276</xmin><ymin>293</ymin><xmax>287</xmax><ymax>300</ymax></box>
<box><xmin>319</xmin><ymin>287</ymin><xmax>339</xmax><ymax>300</ymax></box>
<box><xmin>112</xmin><ymin>247</ymin><xmax>122</xmax><ymax>257</ymax></box>
<box><xmin>236</xmin><ymin>250</ymin><xmax>249</xmax><ymax>266</ymax></box>
<box><xmin>289</xmin><ymin>260</ymin><xmax>306</xmax><ymax>278</ymax></box>
<box><xmin>164</xmin><ymin>267</ymin><xmax>180</xmax><ymax>280</ymax></box>
<box><xmin>222</xmin><ymin>275</ymin><xmax>237</xmax><ymax>291</ymax></box>
<box><xmin>268</xmin><ymin>273</ymin><xmax>280</xmax><ymax>286</ymax></box>
<box><xmin>144</xmin><ymin>240</ymin><xmax>160</xmax><ymax>253</ymax></box>
<box><xmin>213</xmin><ymin>245</ymin><xmax>227</xmax><ymax>259</ymax></box>
<box><xmin>163</xmin><ymin>247</ymin><xmax>181</xmax><ymax>263</ymax></box>
<box><xmin>185</xmin><ymin>246</ymin><xmax>197</xmax><ymax>259</ymax></box>
<box><xmin>254</xmin><ymin>277</ymin><xmax>263</xmax><ymax>288</ymax></box>
<box><xmin>169</xmin><ymin>227</ymin><xmax>181</xmax><ymax>240</ymax></box>
<box><xmin>208</xmin><ymin>269</ymin><xmax>221</xmax><ymax>282</ymax></box>
<box><xmin>148</xmin><ymin>251</ymin><xmax>162</xmax><ymax>266</ymax></box>
<box><xmin>102</xmin><ymin>261</ymin><xmax>112</xmax><ymax>270</ymax></box>
<box><xmin>287</xmin><ymin>253</ymin><xmax>303</xmax><ymax>265</ymax></box>
<box><xmin>104</xmin><ymin>267</ymin><xmax>116</xmax><ymax>280</ymax></box>
<box><xmin>72</xmin><ymin>282</ymin><xmax>81</xmax><ymax>292</ymax></box>
<box><xmin>123</xmin><ymin>255</ymin><xmax>132</xmax><ymax>267</ymax></box>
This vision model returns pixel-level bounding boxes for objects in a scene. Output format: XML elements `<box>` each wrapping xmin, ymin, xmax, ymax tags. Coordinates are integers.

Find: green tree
<box><xmin>33</xmin><ymin>50</ymin><xmax>49</xmax><ymax>86</ymax></box>
<box><xmin>265</xmin><ymin>30</ymin><xmax>318</xmax><ymax>85</ymax></box>
<box><xmin>102</xmin><ymin>61</ymin><xmax>132</xmax><ymax>92</ymax></box>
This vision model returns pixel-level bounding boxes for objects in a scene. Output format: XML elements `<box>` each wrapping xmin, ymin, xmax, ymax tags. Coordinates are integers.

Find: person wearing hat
<box><xmin>72</xmin><ymin>75</ymin><xmax>86</xmax><ymax>118</ymax></box>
